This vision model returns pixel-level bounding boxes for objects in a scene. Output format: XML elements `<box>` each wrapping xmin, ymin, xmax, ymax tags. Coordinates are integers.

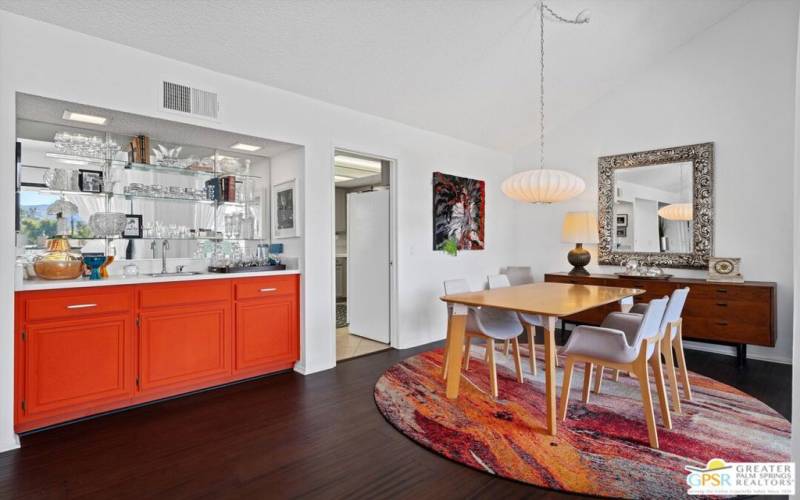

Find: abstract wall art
<box><xmin>432</xmin><ymin>172</ymin><xmax>485</xmax><ymax>251</ymax></box>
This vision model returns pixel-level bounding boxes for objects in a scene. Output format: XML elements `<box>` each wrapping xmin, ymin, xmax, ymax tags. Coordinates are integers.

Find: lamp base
<box><xmin>567</xmin><ymin>243</ymin><xmax>591</xmax><ymax>276</ymax></box>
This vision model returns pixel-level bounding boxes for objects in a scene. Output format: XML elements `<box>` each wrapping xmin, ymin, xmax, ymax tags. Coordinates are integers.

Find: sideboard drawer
<box><xmin>683</xmin><ymin>317</ymin><xmax>771</xmax><ymax>346</ymax></box>
<box><xmin>234</xmin><ymin>275</ymin><xmax>298</xmax><ymax>300</ymax></box>
<box><xmin>683</xmin><ymin>299</ymin><xmax>770</xmax><ymax>326</ymax></box>
<box><xmin>689</xmin><ymin>283</ymin><xmax>772</xmax><ymax>301</ymax></box>
<box><xmin>25</xmin><ymin>289</ymin><xmax>132</xmax><ymax>322</ymax></box>
<box><xmin>138</xmin><ymin>280</ymin><xmax>230</xmax><ymax>309</ymax></box>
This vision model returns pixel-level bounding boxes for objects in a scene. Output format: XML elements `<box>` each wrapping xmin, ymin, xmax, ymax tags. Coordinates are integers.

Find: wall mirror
<box><xmin>598</xmin><ymin>143</ymin><xmax>713</xmax><ymax>268</ymax></box>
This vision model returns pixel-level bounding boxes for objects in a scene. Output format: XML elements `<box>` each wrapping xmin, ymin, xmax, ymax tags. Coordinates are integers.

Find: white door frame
<box><xmin>331</xmin><ymin>147</ymin><xmax>398</xmax><ymax>357</ymax></box>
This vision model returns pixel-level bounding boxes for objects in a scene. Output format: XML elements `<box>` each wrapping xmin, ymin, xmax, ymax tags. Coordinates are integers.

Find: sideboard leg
<box><xmin>736</xmin><ymin>344</ymin><xmax>747</xmax><ymax>369</ymax></box>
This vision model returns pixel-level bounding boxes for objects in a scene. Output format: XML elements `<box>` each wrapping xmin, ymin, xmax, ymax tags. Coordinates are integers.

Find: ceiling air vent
<box><xmin>162</xmin><ymin>81</ymin><xmax>219</xmax><ymax>119</ymax></box>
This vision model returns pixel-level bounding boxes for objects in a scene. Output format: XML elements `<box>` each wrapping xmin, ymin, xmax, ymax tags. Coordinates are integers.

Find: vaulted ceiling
<box><xmin>0</xmin><ymin>0</ymin><xmax>748</xmax><ymax>152</ymax></box>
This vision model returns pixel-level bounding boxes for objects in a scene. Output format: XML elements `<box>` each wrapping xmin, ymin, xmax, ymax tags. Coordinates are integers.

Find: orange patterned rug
<box><xmin>373</xmin><ymin>347</ymin><xmax>790</xmax><ymax>498</ymax></box>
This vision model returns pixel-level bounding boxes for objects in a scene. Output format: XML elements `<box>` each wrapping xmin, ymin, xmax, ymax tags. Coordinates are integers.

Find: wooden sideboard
<box><xmin>544</xmin><ymin>272</ymin><xmax>776</xmax><ymax>366</ymax></box>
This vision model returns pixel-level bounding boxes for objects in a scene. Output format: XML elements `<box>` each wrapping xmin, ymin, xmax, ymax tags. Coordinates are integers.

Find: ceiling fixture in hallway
<box><xmin>502</xmin><ymin>2</ymin><xmax>589</xmax><ymax>204</ymax></box>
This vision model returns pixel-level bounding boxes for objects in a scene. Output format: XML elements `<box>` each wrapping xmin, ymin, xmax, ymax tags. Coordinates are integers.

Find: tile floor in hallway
<box><xmin>336</xmin><ymin>327</ymin><xmax>389</xmax><ymax>361</ymax></box>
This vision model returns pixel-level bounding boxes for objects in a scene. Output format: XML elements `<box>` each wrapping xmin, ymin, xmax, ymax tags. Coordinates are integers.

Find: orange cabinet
<box><xmin>139</xmin><ymin>303</ymin><xmax>231</xmax><ymax>393</ymax></box>
<box><xmin>15</xmin><ymin>274</ymin><xmax>300</xmax><ymax>433</ymax></box>
<box><xmin>22</xmin><ymin>314</ymin><xmax>134</xmax><ymax>420</ymax></box>
<box><xmin>235</xmin><ymin>295</ymin><xmax>298</xmax><ymax>373</ymax></box>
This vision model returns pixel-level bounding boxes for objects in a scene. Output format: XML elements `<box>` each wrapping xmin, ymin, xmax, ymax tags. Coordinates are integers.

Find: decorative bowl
<box><xmin>32</xmin><ymin>236</ymin><xmax>83</xmax><ymax>280</ymax></box>
<box><xmin>89</xmin><ymin>212</ymin><xmax>127</xmax><ymax>238</ymax></box>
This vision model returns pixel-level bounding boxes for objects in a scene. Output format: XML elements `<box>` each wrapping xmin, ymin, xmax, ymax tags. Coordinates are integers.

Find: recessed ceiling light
<box><xmin>334</xmin><ymin>175</ymin><xmax>353</xmax><ymax>182</ymax></box>
<box><xmin>230</xmin><ymin>142</ymin><xmax>262</xmax><ymax>152</ymax></box>
<box><xmin>62</xmin><ymin>110</ymin><xmax>108</xmax><ymax>125</ymax></box>
<box><xmin>334</xmin><ymin>155</ymin><xmax>382</xmax><ymax>172</ymax></box>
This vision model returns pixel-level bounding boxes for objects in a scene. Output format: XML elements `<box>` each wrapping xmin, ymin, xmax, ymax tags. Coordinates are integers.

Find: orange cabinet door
<box><xmin>22</xmin><ymin>315</ymin><xmax>134</xmax><ymax>419</ymax></box>
<box><xmin>235</xmin><ymin>297</ymin><xmax>298</xmax><ymax>373</ymax></box>
<box><xmin>139</xmin><ymin>303</ymin><xmax>231</xmax><ymax>393</ymax></box>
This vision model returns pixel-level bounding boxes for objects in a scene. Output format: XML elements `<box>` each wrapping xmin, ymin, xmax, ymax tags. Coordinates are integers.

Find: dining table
<box><xmin>440</xmin><ymin>281</ymin><xmax>644</xmax><ymax>436</ymax></box>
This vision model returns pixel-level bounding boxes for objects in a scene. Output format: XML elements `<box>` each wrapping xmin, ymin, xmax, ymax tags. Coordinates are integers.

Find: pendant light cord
<box><xmin>539</xmin><ymin>1</ymin><xmax>545</xmax><ymax>171</ymax></box>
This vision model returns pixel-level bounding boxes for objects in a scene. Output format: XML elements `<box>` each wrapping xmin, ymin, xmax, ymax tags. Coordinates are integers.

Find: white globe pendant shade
<box><xmin>501</xmin><ymin>169</ymin><xmax>586</xmax><ymax>204</ymax></box>
<box><xmin>657</xmin><ymin>203</ymin><xmax>693</xmax><ymax>221</ymax></box>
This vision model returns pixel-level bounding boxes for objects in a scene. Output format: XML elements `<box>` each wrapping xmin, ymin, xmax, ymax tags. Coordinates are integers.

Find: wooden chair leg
<box><xmin>511</xmin><ymin>337</ymin><xmax>524</xmax><ymax>383</ymax></box>
<box><xmin>593</xmin><ymin>364</ymin><xmax>604</xmax><ymax>394</ymax></box>
<box><xmin>650</xmin><ymin>343</ymin><xmax>672</xmax><ymax>430</ymax></box>
<box><xmin>581</xmin><ymin>362</ymin><xmax>593</xmax><ymax>404</ymax></box>
<box><xmin>612</xmin><ymin>369</ymin><xmax>620</xmax><ymax>381</ymax></box>
<box><xmin>525</xmin><ymin>324</ymin><xmax>537</xmax><ymax>376</ymax></box>
<box><xmin>504</xmin><ymin>340</ymin><xmax>510</xmax><ymax>355</ymax></box>
<box><xmin>484</xmin><ymin>340</ymin><xmax>491</xmax><ymax>362</ymax></box>
<box><xmin>634</xmin><ymin>355</ymin><xmax>659</xmax><ymax>449</ymax></box>
<box><xmin>442</xmin><ymin>317</ymin><xmax>452</xmax><ymax>379</ymax></box>
<box><xmin>486</xmin><ymin>339</ymin><xmax>498</xmax><ymax>398</ymax></box>
<box><xmin>462</xmin><ymin>335</ymin><xmax>473</xmax><ymax>370</ymax></box>
<box><xmin>673</xmin><ymin>327</ymin><xmax>692</xmax><ymax>401</ymax></box>
<box><xmin>662</xmin><ymin>334</ymin><xmax>681</xmax><ymax>413</ymax></box>
<box><xmin>558</xmin><ymin>358</ymin><xmax>575</xmax><ymax>421</ymax></box>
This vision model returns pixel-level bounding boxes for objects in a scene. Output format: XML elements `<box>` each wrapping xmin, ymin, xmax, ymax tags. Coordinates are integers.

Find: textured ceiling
<box><xmin>0</xmin><ymin>0</ymin><xmax>748</xmax><ymax>152</ymax></box>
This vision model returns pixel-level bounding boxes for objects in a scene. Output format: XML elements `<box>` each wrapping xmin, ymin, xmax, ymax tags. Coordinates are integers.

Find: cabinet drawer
<box><xmin>24</xmin><ymin>289</ymin><xmax>132</xmax><ymax>322</ymax></box>
<box><xmin>682</xmin><ymin>317</ymin><xmax>771</xmax><ymax>346</ymax></box>
<box><xmin>138</xmin><ymin>280</ymin><xmax>230</xmax><ymax>309</ymax></box>
<box><xmin>689</xmin><ymin>284</ymin><xmax>772</xmax><ymax>301</ymax></box>
<box><xmin>683</xmin><ymin>299</ymin><xmax>770</xmax><ymax>326</ymax></box>
<box><xmin>235</xmin><ymin>275</ymin><xmax>298</xmax><ymax>300</ymax></box>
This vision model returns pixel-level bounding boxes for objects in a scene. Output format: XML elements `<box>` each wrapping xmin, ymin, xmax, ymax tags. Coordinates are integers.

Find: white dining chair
<box><xmin>558</xmin><ymin>296</ymin><xmax>671</xmax><ymax>449</ymax></box>
<box><xmin>617</xmin><ymin>287</ymin><xmax>692</xmax><ymax>413</ymax></box>
<box><xmin>442</xmin><ymin>279</ymin><xmax>525</xmax><ymax>398</ymax></box>
<box><xmin>488</xmin><ymin>273</ymin><xmax>545</xmax><ymax>375</ymax></box>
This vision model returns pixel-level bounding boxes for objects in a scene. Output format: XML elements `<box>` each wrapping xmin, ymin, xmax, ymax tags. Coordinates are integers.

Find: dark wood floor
<box><xmin>0</xmin><ymin>342</ymin><xmax>790</xmax><ymax>499</ymax></box>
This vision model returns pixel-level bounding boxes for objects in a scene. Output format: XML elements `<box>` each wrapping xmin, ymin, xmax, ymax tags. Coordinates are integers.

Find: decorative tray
<box><xmin>208</xmin><ymin>264</ymin><xmax>286</xmax><ymax>273</ymax></box>
<box><xmin>613</xmin><ymin>272</ymin><xmax>673</xmax><ymax>280</ymax></box>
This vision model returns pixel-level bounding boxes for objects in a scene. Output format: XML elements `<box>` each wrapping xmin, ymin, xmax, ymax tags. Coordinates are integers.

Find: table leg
<box><xmin>542</xmin><ymin>315</ymin><xmax>557</xmax><ymax>436</ymax></box>
<box><xmin>445</xmin><ymin>304</ymin><xmax>468</xmax><ymax>399</ymax></box>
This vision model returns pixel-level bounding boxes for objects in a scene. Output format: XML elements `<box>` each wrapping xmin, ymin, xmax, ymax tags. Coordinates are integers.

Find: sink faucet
<box><xmin>161</xmin><ymin>239</ymin><xmax>170</xmax><ymax>274</ymax></box>
<box><xmin>150</xmin><ymin>240</ymin><xmax>157</xmax><ymax>259</ymax></box>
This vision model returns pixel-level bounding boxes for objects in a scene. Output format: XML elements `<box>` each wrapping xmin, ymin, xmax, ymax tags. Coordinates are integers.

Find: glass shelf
<box><xmin>123</xmin><ymin>194</ymin><xmax>249</xmax><ymax>207</ymax></box>
<box><xmin>19</xmin><ymin>185</ymin><xmax>113</xmax><ymax>198</ymax></box>
<box><xmin>124</xmin><ymin>162</ymin><xmax>262</xmax><ymax>180</ymax></box>
<box><xmin>57</xmin><ymin>236</ymin><xmax>265</xmax><ymax>242</ymax></box>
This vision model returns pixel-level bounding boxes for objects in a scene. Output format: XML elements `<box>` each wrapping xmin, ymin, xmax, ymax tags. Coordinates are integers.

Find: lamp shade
<box><xmin>658</xmin><ymin>203</ymin><xmax>693</xmax><ymax>221</ymax></box>
<box><xmin>501</xmin><ymin>169</ymin><xmax>585</xmax><ymax>204</ymax></box>
<box><xmin>561</xmin><ymin>211</ymin><xmax>599</xmax><ymax>244</ymax></box>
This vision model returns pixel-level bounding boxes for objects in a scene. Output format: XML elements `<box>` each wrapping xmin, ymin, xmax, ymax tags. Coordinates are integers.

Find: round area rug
<box><xmin>374</xmin><ymin>347</ymin><xmax>790</xmax><ymax>498</ymax></box>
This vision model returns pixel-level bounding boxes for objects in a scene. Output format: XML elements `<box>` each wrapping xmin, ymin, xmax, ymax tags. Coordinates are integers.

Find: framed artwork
<box><xmin>78</xmin><ymin>169</ymin><xmax>103</xmax><ymax>193</ymax></box>
<box><xmin>616</xmin><ymin>227</ymin><xmax>627</xmax><ymax>238</ymax></box>
<box><xmin>122</xmin><ymin>214</ymin><xmax>143</xmax><ymax>238</ymax></box>
<box><xmin>272</xmin><ymin>179</ymin><xmax>300</xmax><ymax>239</ymax></box>
<box><xmin>616</xmin><ymin>214</ymin><xmax>628</xmax><ymax>227</ymax></box>
<box><xmin>432</xmin><ymin>172</ymin><xmax>485</xmax><ymax>251</ymax></box>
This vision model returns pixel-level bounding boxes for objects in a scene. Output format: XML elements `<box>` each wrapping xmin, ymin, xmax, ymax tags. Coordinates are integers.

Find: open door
<box><xmin>346</xmin><ymin>189</ymin><xmax>390</xmax><ymax>343</ymax></box>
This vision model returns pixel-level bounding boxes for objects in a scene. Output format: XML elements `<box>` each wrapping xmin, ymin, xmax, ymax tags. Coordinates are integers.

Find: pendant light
<box><xmin>658</xmin><ymin>164</ymin><xmax>693</xmax><ymax>221</ymax></box>
<box><xmin>502</xmin><ymin>2</ymin><xmax>589</xmax><ymax>204</ymax></box>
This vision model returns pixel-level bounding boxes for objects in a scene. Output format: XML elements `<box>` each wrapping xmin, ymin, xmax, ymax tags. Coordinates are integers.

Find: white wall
<box><xmin>0</xmin><ymin>11</ymin><xmax>516</xmax><ymax>452</ymax></box>
<box><xmin>512</xmin><ymin>0</ymin><xmax>799</xmax><ymax>364</ymax></box>
<box><xmin>269</xmin><ymin>147</ymin><xmax>305</xmax><ymax>261</ymax></box>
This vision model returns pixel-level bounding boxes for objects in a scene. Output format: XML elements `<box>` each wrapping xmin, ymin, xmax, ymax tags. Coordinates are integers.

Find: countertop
<box><xmin>17</xmin><ymin>269</ymin><xmax>301</xmax><ymax>292</ymax></box>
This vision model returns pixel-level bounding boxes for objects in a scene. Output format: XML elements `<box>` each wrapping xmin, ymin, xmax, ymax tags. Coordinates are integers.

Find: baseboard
<box><xmin>683</xmin><ymin>341</ymin><xmax>792</xmax><ymax>365</ymax></box>
<box><xmin>0</xmin><ymin>435</ymin><xmax>20</xmax><ymax>454</ymax></box>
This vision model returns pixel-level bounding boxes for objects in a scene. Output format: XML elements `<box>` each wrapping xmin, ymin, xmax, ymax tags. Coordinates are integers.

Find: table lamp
<box><xmin>562</xmin><ymin>211</ymin><xmax>599</xmax><ymax>276</ymax></box>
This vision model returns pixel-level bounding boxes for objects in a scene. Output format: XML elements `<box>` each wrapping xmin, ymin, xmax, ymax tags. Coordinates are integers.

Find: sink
<box><xmin>146</xmin><ymin>271</ymin><xmax>203</xmax><ymax>277</ymax></box>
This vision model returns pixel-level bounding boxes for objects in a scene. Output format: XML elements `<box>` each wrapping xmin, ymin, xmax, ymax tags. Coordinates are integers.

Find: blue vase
<box><xmin>82</xmin><ymin>254</ymin><xmax>107</xmax><ymax>281</ymax></box>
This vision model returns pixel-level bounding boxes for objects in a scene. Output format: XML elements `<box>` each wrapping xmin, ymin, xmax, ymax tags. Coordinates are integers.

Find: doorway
<box><xmin>333</xmin><ymin>149</ymin><xmax>393</xmax><ymax>361</ymax></box>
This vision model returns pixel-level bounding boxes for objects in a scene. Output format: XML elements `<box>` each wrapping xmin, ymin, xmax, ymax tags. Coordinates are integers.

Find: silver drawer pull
<box><xmin>66</xmin><ymin>303</ymin><xmax>97</xmax><ymax>309</ymax></box>
<box><xmin>259</xmin><ymin>288</ymin><xmax>277</xmax><ymax>293</ymax></box>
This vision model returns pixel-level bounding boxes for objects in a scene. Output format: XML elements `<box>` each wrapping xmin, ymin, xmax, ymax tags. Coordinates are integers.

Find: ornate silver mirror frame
<box><xmin>598</xmin><ymin>142</ymin><xmax>714</xmax><ymax>268</ymax></box>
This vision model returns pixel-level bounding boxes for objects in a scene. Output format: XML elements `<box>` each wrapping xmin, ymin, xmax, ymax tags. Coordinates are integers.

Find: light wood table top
<box><xmin>440</xmin><ymin>282</ymin><xmax>645</xmax><ymax>317</ymax></box>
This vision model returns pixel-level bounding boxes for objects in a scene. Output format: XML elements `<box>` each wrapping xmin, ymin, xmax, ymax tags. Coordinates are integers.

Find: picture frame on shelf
<box><xmin>707</xmin><ymin>257</ymin><xmax>743</xmax><ymax>282</ymax></box>
<box><xmin>615</xmin><ymin>214</ymin><xmax>628</xmax><ymax>227</ymax></box>
<box><xmin>78</xmin><ymin>169</ymin><xmax>104</xmax><ymax>193</ymax></box>
<box><xmin>272</xmin><ymin>178</ymin><xmax>299</xmax><ymax>239</ymax></box>
<box><xmin>616</xmin><ymin>227</ymin><xmax>627</xmax><ymax>238</ymax></box>
<box><xmin>122</xmin><ymin>214</ymin><xmax>143</xmax><ymax>239</ymax></box>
